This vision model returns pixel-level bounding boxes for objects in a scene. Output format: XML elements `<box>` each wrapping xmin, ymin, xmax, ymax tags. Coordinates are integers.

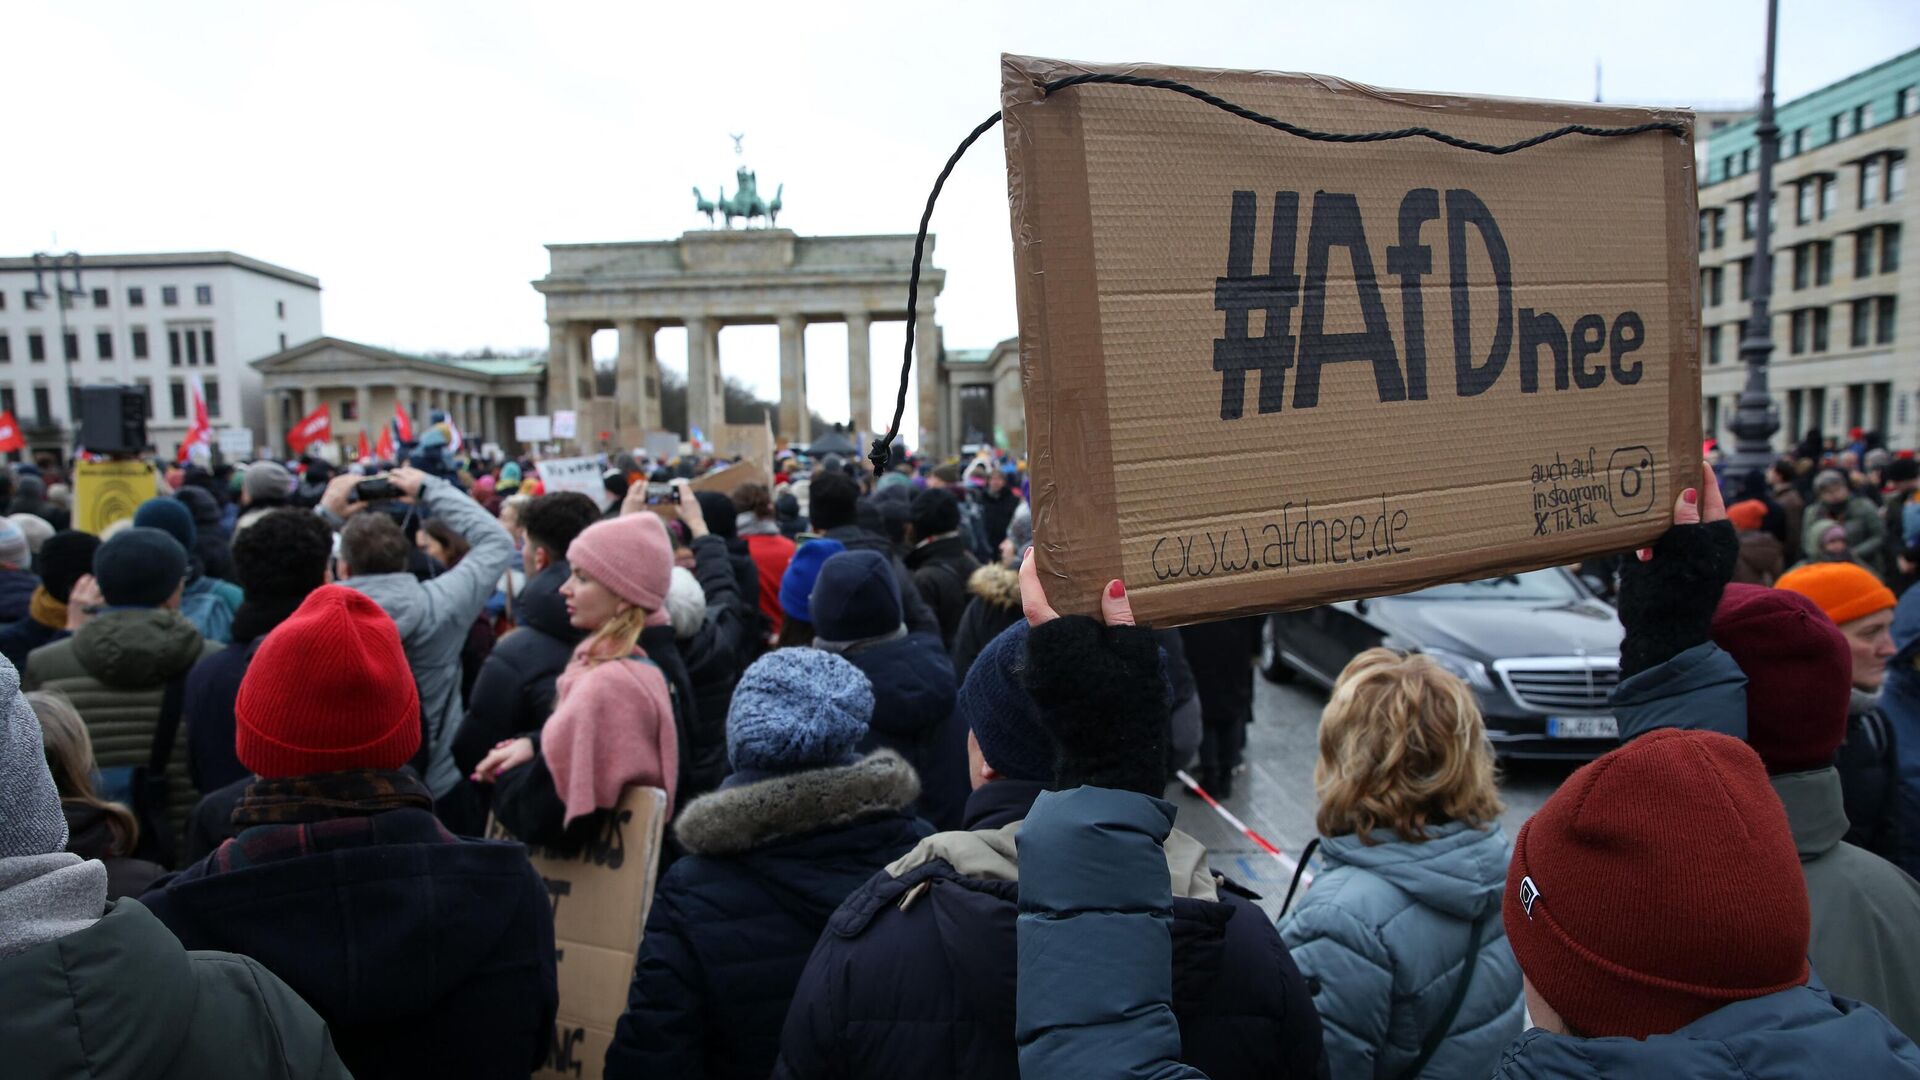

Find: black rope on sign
<box><xmin>868</xmin><ymin>74</ymin><xmax>1688</xmax><ymax>474</ymax></box>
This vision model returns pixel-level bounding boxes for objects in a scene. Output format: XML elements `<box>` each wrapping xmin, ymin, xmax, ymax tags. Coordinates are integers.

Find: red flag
<box><xmin>374</xmin><ymin>425</ymin><xmax>394</xmax><ymax>462</ymax></box>
<box><xmin>357</xmin><ymin>430</ymin><xmax>372</xmax><ymax>462</ymax></box>
<box><xmin>287</xmin><ymin>404</ymin><xmax>332</xmax><ymax>453</ymax></box>
<box><xmin>177</xmin><ymin>374</ymin><xmax>212</xmax><ymax>464</ymax></box>
<box><xmin>0</xmin><ymin>411</ymin><xmax>23</xmax><ymax>454</ymax></box>
<box><xmin>392</xmin><ymin>399</ymin><xmax>414</xmax><ymax>443</ymax></box>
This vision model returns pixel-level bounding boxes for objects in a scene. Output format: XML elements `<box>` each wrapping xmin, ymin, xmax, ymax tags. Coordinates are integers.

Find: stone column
<box><xmin>846</xmin><ymin>312</ymin><xmax>872</xmax><ymax>433</ymax></box>
<box><xmin>264</xmin><ymin>387</ymin><xmax>285</xmax><ymax>454</ymax></box>
<box><xmin>571</xmin><ymin>325</ymin><xmax>596</xmax><ymax>405</ymax></box>
<box><xmin>685</xmin><ymin>316</ymin><xmax>716</xmax><ymax>440</ymax></box>
<box><xmin>546</xmin><ymin>322</ymin><xmax>570</xmax><ymax>412</ymax></box>
<box><xmin>914</xmin><ymin>311</ymin><xmax>941</xmax><ymax>456</ymax></box>
<box><xmin>778</xmin><ymin>314</ymin><xmax>808</xmax><ymax>443</ymax></box>
<box><xmin>355</xmin><ymin>385</ymin><xmax>373</xmax><ymax>447</ymax></box>
<box><xmin>298</xmin><ymin>385</ymin><xmax>315</xmax><ymax>423</ymax></box>
<box><xmin>615</xmin><ymin>319</ymin><xmax>644</xmax><ymax>436</ymax></box>
<box><xmin>634</xmin><ymin>322</ymin><xmax>661</xmax><ymax>433</ymax></box>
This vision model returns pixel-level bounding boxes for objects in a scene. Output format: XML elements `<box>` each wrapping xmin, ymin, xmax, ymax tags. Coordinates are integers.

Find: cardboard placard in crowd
<box><xmin>516</xmin><ymin>415</ymin><xmax>553</xmax><ymax>443</ymax></box>
<box><xmin>74</xmin><ymin>460</ymin><xmax>160</xmax><ymax>535</ymax></box>
<box><xmin>689</xmin><ymin>459</ymin><xmax>770</xmax><ymax>495</ymax></box>
<box><xmin>538</xmin><ymin>455</ymin><xmax>613</xmax><ymax>510</ymax></box>
<box><xmin>712</xmin><ymin>418</ymin><xmax>777</xmax><ymax>477</ymax></box>
<box><xmin>552</xmin><ymin>410</ymin><xmax>579</xmax><ymax>440</ymax></box>
<box><xmin>489</xmin><ymin>786</ymin><xmax>668</xmax><ymax>1080</ymax></box>
<box><xmin>1001</xmin><ymin>54</ymin><xmax>1701</xmax><ymax>624</ymax></box>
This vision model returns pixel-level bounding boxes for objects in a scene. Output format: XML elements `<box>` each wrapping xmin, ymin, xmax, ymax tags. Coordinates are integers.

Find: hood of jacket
<box><xmin>904</xmin><ymin>534</ymin><xmax>973</xmax><ymax>571</ymax></box>
<box><xmin>142</xmin><ymin>810</ymin><xmax>545</xmax><ymax>1026</ymax></box>
<box><xmin>1772</xmin><ymin>767</ymin><xmax>1849</xmax><ymax>862</ymax></box>
<box><xmin>1314</xmin><ymin>820</ymin><xmax>1509</xmax><ymax>921</ymax></box>
<box><xmin>673</xmin><ymin>750</ymin><xmax>921</xmax><ymax>857</ymax></box>
<box><xmin>1493</xmin><ymin>983</ymin><xmax>1920</xmax><ymax>1078</ymax></box>
<box><xmin>842</xmin><ymin>631</ymin><xmax>957</xmax><ymax>739</ymax></box>
<box><xmin>173</xmin><ymin>486</ymin><xmax>224</xmax><ymax>530</ymax></box>
<box><xmin>71</xmin><ymin>608</ymin><xmax>207</xmax><ymax>688</ymax></box>
<box><xmin>341</xmin><ymin>570</ymin><xmax>431</xmax><ymax>640</ymax></box>
<box><xmin>884</xmin><ymin>818</ymin><xmax>1218</xmax><ymax>901</ymax></box>
<box><xmin>517</xmin><ymin>559</ymin><xmax>585</xmax><ymax>644</ymax></box>
<box><xmin>966</xmin><ymin>563</ymin><xmax>1020</xmax><ymax>610</ymax></box>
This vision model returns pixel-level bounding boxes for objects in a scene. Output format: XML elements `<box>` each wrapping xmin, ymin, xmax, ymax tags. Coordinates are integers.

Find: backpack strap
<box><xmin>1395</xmin><ymin>913</ymin><xmax>1489</xmax><ymax>1080</ymax></box>
<box><xmin>149</xmin><ymin>669</ymin><xmax>190</xmax><ymax>776</ymax></box>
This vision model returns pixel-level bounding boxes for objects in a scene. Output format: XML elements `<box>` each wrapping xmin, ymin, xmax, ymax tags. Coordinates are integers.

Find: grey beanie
<box><xmin>0</xmin><ymin>519</ymin><xmax>29</xmax><ymax>570</ymax></box>
<box><xmin>1007</xmin><ymin>501</ymin><xmax>1033</xmax><ymax>555</ymax></box>
<box><xmin>244</xmin><ymin>460</ymin><xmax>293</xmax><ymax>502</ymax></box>
<box><xmin>726</xmin><ymin>649</ymin><xmax>872</xmax><ymax>773</ymax></box>
<box><xmin>0</xmin><ymin>659</ymin><xmax>66</xmax><ymax>857</ymax></box>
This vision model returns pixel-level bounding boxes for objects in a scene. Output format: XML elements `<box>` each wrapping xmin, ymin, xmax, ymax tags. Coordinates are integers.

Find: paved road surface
<box><xmin>1168</xmin><ymin>667</ymin><xmax>1583</xmax><ymax>919</ymax></box>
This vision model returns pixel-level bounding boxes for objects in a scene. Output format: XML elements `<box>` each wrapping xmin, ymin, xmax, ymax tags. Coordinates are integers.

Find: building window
<box><xmin>1736</xmin><ymin>258</ymin><xmax>1752</xmax><ymax>302</ymax></box>
<box><xmin>340</xmin><ymin>400</ymin><xmax>358</xmax><ymax>421</ymax></box>
<box><xmin>1794</xmin><ymin>127</ymin><xmax>1808</xmax><ymax>155</ymax></box>
<box><xmin>32</xmin><ymin>387</ymin><xmax>48</xmax><ymax>422</ymax></box>
<box><xmin>1724</xmin><ymin>153</ymin><xmax>1736</xmax><ymax>179</ymax></box>
<box><xmin>0</xmin><ymin>336</ymin><xmax>8</xmax><ymax>363</ymax></box>
<box><xmin>278</xmin><ymin>333</ymin><xmax>287</xmax><ymax>351</ymax></box>
<box><xmin>1862</xmin><ymin>158</ymin><xmax>1882</xmax><ymax>209</ymax></box>
<box><xmin>1815</xmin><ymin>240</ymin><xmax>1832</xmax><ymax>286</ymax></box>
<box><xmin>61</xmin><ymin>333</ymin><xmax>77</xmax><ymax>362</ymax></box>
<box><xmin>23</xmin><ymin>291</ymin><xmax>39</xmax><ymax>311</ymax></box>
<box><xmin>1797</xmin><ymin>182</ymin><xmax>1814</xmax><ymax>225</ymax></box>
<box><xmin>1833</xmin><ymin>113</ymin><xmax>1848</xmax><ymax>141</ymax></box>
<box><xmin>66</xmin><ymin>387</ymin><xmax>79</xmax><ymax>424</ymax></box>
<box><xmin>169</xmin><ymin>380</ymin><xmax>186</xmax><ymax>419</ymax></box>
<box><xmin>1890</xmin><ymin>155</ymin><xmax>1906</xmax><ymax>201</ymax></box>
<box><xmin>0</xmin><ymin>291</ymin><xmax>6</xmax><ymax>311</ymax></box>
<box><xmin>128</xmin><ymin>286</ymin><xmax>144</xmax><ymax>307</ymax></box>
<box><xmin>95</xmin><ymin>331</ymin><xmax>112</xmax><ymax>360</ymax></box>
<box><xmin>131</xmin><ymin>328</ymin><xmax>148</xmax><ymax>360</ymax></box>
<box><xmin>27</xmin><ymin>334</ymin><xmax>44</xmax><ymax>362</ymax></box>
<box><xmin>1790</xmin><ymin>309</ymin><xmax>1808</xmax><ymax>355</ymax></box>
<box><xmin>1857</xmin><ymin>229</ymin><xmax>1877</xmax><ymax>278</ymax></box>
<box><xmin>204</xmin><ymin>379</ymin><xmax>220</xmax><ymax>419</ymax></box>
<box><xmin>1856</xmin><ymin>103</ymin><xmax>1873</xmax><ymax>132</ymax></box>
<box><xmin>167</xmin><ymin>329</ymin><xmax>182</xmax><ymax>366</ymax></box>
<box><xmin>1884</xmin><ymin>225</ymin><xmax>1902</xmax><ymax>273</ymax></box>
<box><xmin>91</xmin><ymin>288</ymin><xmax>108</xmax><ymax>308</ymax></box>
<box><xmin>1903</xmin><ymin>87</ymin><xmax>1920</xmax><ymax>119</ymax></box>
<box><xmin>1741</xmin><ymin>147</ymin><xmax>1753</xmax><ymax>173</ymax></box>
<box><xmin>1711</xmin><ymin>210</ymin><xmax>1725</xmax><ymax>249</ymax></box>
<box><xmin>1852</xmin><ymin>298</ymin><xmax>1873</xmax><ymax>347</ymax></box>
<box><xmin>1707</xmin><ymin>325</ymin><xmax>1723</xmax><ymax>365</ymax></box>
<box><xmin>1</xmin><ymin>389</ymin><xmax>14</xmax><ymax>417</ymax></box>
<box><xmin>1812</xmin><ymin>307</ymin><xmax>1829</xmax><ymax>352</ymax></box>
<box><xmin>1741</xmin><ymin>197</ymin><xmax>1756</xmax><ymax>239</ymax></box>
<box><xmin>1792</xmin><ymin>245</ymin><xmax>1809</xmax><ymax>291</ymax></box>
<box><xmin>1699</xmin><ymin>211</ymin><xmax>1711</xmax><ymax>250</ymax></box>
<box><xmin>144</xmin><ymin>384</ymin><xmax>154</xmax><ymax>418</ymax></box>
<box><xmin>1820</xmin><ymin>176</ymin><xmax>1836</xmax><ymax>218</ymax></box>
<box><xmin>1878</xmin><ymin>296</ymin><xmax>1898</xmax><ymax>344</ymax></box>
<box><xmin>161</xmin><ymin>286</ymin><xmax>178</xmax><ymax>307</ymax></box>
<box><xmin>194</xmin><ymin>285</ymin><xmax>212</xmax><ymax>306</ymax></box>
<box><xmin>201</xmin><ymin>329</ymin><xmax>214</xmax><ymax>365</ymax></box>
<box><xmin>276</xmin><ymin>300</ymin><xmax>286</xmax><ymax>319</ymax></box>
<box><xmin>184</xmin><ymin>328</ymin><xmax>199</xmax><ymax>365</ymax></box>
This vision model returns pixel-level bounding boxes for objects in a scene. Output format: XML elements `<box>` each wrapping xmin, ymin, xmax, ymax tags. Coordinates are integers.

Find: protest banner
<box><xmin>713</xmin><ymin>419</ymin><xmax>776</xmax><ymax>476</ymax></box>
<box><xmin>552</xmin><ymin>410</ymin><xmax>579</xmax><ymax>440</ymax></box>
<box><xmin>75</xmin><ymin>460</ymin><xmax>158</xmax><ymax>535</ymax></box>
<box><xmin>1001</xmin><ymin>55</ymin><xmax>1700</xmax><ymax>624</ymax></box>
<box><xmin>689</xmin><ymin>459</ymin><xmax>769</xmax><ymax>495</ymax></box>
<box><xmin>489</xmin><ymin>786</ymin><xmax>668</xmax><ymax>1080</ymax></box>
<box><xmin>516</xmin><ymin>415</ymin><xmax>552</xmax><ymax>444</ymax></box>
<box><xmin>643</xmin><ymin>432</ymin><xmax>680</xmax><ymax>461</ymax></box>
<box><xmin>537</xmin><ymin>455</ymin><xmax>612</xmax><ymax>510</ymax></box>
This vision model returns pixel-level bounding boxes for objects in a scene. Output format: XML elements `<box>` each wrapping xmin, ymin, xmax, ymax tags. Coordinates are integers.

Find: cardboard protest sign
<box><xmin>552</xmin><ymin>410</ymin><xmax>579</xmax><ymax>440</ymax></box>
<box><xmin>538</xmin><ymin>455</ymin><xmax>612</xmax><ymax>510</ymax></box>
<box><xmin>1001</xmin><ymin>55</ymin><xmax>1700</xmax><ymax>624</ymax></box>
<box><xmin>516</xmin><ymin>415</ymin><xmax>552</xmax><ymax>444</ymax></box>
<box><xmin>75</xmin><ymin>461</ymin><xmax>159</xmax><ymax>535</ymax></box>
<box><xmin>689</xmin><ymin>459</ymin><xmax>770</xmax><ymax>495</ymax></box>
<box><xmin>489</xmin><ymin>786</ymin><xmax>668</xmax><ymax>1080</ymax></box>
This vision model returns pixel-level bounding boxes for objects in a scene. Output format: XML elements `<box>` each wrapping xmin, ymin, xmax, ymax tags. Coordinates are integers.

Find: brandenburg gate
<box><xmin>532</xmin><ymin>228</ymin><xmax>946</xmax><ymax>453</ymax></box>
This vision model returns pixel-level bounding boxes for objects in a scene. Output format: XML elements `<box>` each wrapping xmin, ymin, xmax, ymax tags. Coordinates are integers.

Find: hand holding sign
<box><xmin>1616</xmin><ymin>460</ymin><xmax>1739</xmax><ymax>680</ymax></box>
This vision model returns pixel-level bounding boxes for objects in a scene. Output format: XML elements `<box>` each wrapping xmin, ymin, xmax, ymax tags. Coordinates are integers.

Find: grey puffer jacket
<box><xmin>330</xmin><ymin>477</ymin><xmax>513</xmax><ymax>795</ymax></box>
<box><xmin>1279</xmin><ymin>820</ymin><xmax>1523</xmax><ymax>1080</ymax></box>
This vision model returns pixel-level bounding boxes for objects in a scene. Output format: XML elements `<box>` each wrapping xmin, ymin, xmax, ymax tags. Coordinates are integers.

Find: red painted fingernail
<box><xmin>1108</xmin><ymin>580</ymin><xmax>1126</xmax><ymax>599</ymax></box>
<box><xmin>1636</xmin><ymin>547</ymin><xmax>1653</xmax><ymax>562</ymax></box>
<box><xmin>1683</xmin><ymin>488</ymin><xmax>1698</xmax><ymax>505</ymax></box>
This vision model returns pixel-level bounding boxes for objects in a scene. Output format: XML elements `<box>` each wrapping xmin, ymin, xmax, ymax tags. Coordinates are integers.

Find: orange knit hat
<box><xmin>1726</xmin><ymin>499</ymin><xmax>1768</xmax><ymax>532</ymax></box>
<box><xmin>1776</xmin><ymin>562</ymin><xmax>1896</xmax><ymax>626</ymax></box>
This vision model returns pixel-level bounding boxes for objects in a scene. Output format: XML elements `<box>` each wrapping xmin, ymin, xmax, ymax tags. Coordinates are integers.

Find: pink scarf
<box><xmin>541</xmin><ymin>639</ymin><xmax>678</xmax><ymax>824</ymax></box>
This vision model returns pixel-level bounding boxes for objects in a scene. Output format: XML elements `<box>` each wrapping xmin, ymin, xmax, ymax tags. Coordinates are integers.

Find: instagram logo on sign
<box><xmin>1607</xmin><ymin>446</ymin><xmax>1657</xmax><ymax>517</ymax></box>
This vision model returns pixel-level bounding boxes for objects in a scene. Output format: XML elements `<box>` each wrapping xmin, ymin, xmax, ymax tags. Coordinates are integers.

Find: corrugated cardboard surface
<box><xmin>491</xmin><ymin>785</ymin><xmax>667</xmax><ymax>1080</ymax></box>
<box><xmin>1003</xmin><ymin>55</ymin><xmax>1699</xmax><ymax>625</ymax></box>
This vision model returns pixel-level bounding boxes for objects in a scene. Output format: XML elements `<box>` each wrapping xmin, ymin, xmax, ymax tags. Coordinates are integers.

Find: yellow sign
<box><xmin>75</xmin><ymin>461</ymin><xmax>158</xmax><ymax>535</ymax></box>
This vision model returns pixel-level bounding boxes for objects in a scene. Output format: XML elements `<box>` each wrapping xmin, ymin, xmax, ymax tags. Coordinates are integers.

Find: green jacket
<box><xmin>1802</xmin><ymin>496</ymin><xmax>1888</xmax><ymax>564</ymax></box>
<box><xmin>1775</xmin><ymin>767</ymin><xmax>1920</xmax><ymax>1042</ymax></box>
<box><xmin>24</xmin><ymin>608</ymin><xmax>221</xmax><ymax>835</ymax></box>
<box><xmin>0</xmin><ymin>898</ymin><xmax>348</xmax><ymax>1079</ymax></box>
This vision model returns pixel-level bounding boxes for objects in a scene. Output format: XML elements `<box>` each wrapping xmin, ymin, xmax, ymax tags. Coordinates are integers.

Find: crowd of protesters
<box><xmin>1</xmin><ymin>412</ymin><xmax>1919</xmax><ymax>1078</ymax></box>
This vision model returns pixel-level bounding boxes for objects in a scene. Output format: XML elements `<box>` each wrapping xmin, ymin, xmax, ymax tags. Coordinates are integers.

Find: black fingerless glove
<box><xmin>1616</xmin><ymin>519</ymin><xmax>1739</xmax><ymax>679</ymax></box>
<box><xmin>1022</xmin><ymin>616</ymin><xmax>1170</xmax><ymax>796</ymax></box>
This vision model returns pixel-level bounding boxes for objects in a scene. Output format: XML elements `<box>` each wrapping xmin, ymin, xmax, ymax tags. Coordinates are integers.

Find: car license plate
<box><xmin>1548</xmin><ymin>716</ymin><xmax>1618</xmax><ymax>739</ymax></box>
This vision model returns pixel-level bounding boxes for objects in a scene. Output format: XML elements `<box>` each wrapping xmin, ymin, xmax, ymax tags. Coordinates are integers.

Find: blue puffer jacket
<box><xmin>0</xmin><ymin>566</ymin><xmax>38</xmax><ymax>624</ymax></box>
<box><xmin>1279</xmin><ymin>822</ymin><xmax>1522</xmax><ymax>1079</ymax></box>
<box><xmin>1490</xmin><ymin>981</ymin><xmax>1920</xmax><ymax>1078</ymax></box>
<box><xmin>1883</xmin><ymin>588</ymin><xmax>1920</xmax><ymax>879</ymax></box>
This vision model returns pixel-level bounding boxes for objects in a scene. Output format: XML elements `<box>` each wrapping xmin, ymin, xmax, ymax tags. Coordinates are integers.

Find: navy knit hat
<box><xmin>911</xmin><ymin>488</ymin><xmax>961</xmax><ymax>538</ymax></box>
<box><xmin>956</xmin><ymin>620</ymin><xmax>1053</xmax><ymax>782</ymax></box>
<box><xmin>93</xmin><ymin>527</ymin><xmax>188</xmax><ymax>608</ymax></box>
<box><xmin>37</xmin><ymin>531</ymin><xmax>100</xmax><ymax>604</ymax></box>
<box><xmin>133</xmin><ymin>497</ymin><xmax>197</xmax><ymax>552</ymax></box>
<box><xmin>780</xmin><ymin>538</ymin><xmax>845</xmax><ymax>623</ymax></box>
<box><xmin>727</xmin><ymin>648</ymin><xmax>873</xmax><ymax>773</ymax></box>
<box><xmin>810</xmin><ymin>550</ymin><xmax>902</xmax><ymax>643</ymax></box>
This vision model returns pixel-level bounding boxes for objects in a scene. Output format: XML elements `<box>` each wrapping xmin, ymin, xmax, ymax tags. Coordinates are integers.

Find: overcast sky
<box><xmin>11</xmin><ymin>0</ymin><xmax>1918</xmax><ymax>439</ymax></box>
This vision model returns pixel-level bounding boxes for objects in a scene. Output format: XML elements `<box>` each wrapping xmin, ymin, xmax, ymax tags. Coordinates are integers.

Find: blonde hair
<box><xmin>1314</xmin><ymin>648</ymin><xmax>1503</xmax><ymax>844</ymax></box>
<box><xmin>581</xmin><ymin>605</ymin><xmax>651</xmax><ymax>666</ymax></box>
<box><xmin>31</xmin><ymin>690</ymin><xmax>140</xmax><ymax>854</ymax></box>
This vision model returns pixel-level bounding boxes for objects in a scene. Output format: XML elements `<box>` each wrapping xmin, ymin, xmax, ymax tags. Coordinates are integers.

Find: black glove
<box><xmin>1615</xmin><ymin>520</ymin><xmax>1739</xmax><ymax>679</ymax></box>
<box><xmin>1022</xmin><ymin>616</ymin><xmax>1169</xmax><ymax>796</ymax></box>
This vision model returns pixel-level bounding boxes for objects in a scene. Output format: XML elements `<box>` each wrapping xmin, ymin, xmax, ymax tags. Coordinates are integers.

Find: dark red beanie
<box><xmin>235</xmin><ymin>585</ymin><xmax>421</xmax><ymax>778</ymax></box>
<box><xmin>1505</xmin><ymin>728</ymin><xmax>1808</xmax><ymax>1039</ymax></box>
<box><xmin>1710</xmin><ymin>583</ymin><xmax>1851</xmax><ymax>773</ymax></box>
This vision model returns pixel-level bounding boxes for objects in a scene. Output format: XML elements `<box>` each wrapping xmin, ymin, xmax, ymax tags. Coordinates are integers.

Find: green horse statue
<box><xmin>699</xmin><ymin>166</ymin><xmax>784</xmax><ymax>228</ymax></box>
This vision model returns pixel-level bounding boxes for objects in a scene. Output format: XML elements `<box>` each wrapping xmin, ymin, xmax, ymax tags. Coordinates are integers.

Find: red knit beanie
<box><xmin>235</xmin><ymin>585</ymin><xmax>421</xmax><ymax>778</ymax></box>
<box><xmin>1505</xmin><ymin>728</ymin><xmax>1808</xmax><ymax>1039</ymax></box>
<box><xmin>566</xmin><ymin>512</ymin><xmax>673</xmax><ymax>612</ymax></box>
<box><xmin>1711</xmin><ymin>583</ymin><xmax>1851</xmax><ymax>773</ymax></box>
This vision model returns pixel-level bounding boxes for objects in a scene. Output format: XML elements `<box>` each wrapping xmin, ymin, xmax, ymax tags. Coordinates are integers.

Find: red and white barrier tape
<box><xmin>1175</xmin><ymin>769</ymin><xmax>1313</xmax><ymax>887</ymax></box>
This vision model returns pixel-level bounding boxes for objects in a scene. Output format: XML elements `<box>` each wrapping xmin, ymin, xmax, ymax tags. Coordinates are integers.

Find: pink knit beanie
<box><xmin>566</xmin><ymin>512</ymin><xmax>673</xmax><ymax>612</ymax></box>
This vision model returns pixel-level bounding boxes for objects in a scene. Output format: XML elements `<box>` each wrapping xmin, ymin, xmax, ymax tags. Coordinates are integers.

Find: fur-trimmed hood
<box><xmin>967</xmin><ymin>563</ymin><xmax>1020</xmax><ymax>610</ymax></box>
<box><xmin>672</xmin><ymin>750</ymin><xmax>921</xmax><ymax>856</ymax></box>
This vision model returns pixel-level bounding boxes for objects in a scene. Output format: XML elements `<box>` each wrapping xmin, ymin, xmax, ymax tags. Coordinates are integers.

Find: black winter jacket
<box><xmin>834</xmin><ymin>630</ymin><xmax>968</xmax><ymax>830</ymax></box>
<box><xmin>679</xmin><ymin>535</ymin><xmax>758</xmax><ymax>798</ymax></box>
<box><xmin>453</xmin><ymin>559</ymin><xmax>585</xmax><ymax>776</ymax></box>
<box><xmin>604</xmin><ymin>752</ymin><xmax>931</xmax><ymax>1080</ymax></box>
<box><xmin>821</xmin><ymin>525</ymin><xmax>942</xmax><ymax>638</ymax></box>
<box><xmin>774</xmin><ymin>782</ymin><xmax>1324</xmax><ymax>1080</ymax></box>
<box><xmin>1840</xmin><ymin>688</ymin><xmax>1901</xmax><ymax>861</ymax></box>
<box><xmin>141</xmin><ymin>806</ymin><xmax>558</xmax><ymax>1080</ymax></box>
<box><xmin>905</xmin><ymin>535</ymin><xmax>981</xmax><ymax>650</ymax></box>
<box><xmin>950</xmin><ymin>563</ymin><xmax>1022</xmax><ymax>682</ymax></box>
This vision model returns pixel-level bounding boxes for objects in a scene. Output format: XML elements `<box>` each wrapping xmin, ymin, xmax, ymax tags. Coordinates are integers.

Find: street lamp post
<box><xmin>1726</xmin><ymin>0</ymin><xmax>1783</xmax><ymax>484</ymax></box>
<box><xmin>28</xmin><ymin>252</ymin><xmax>82</xmax><ymax>454</ymax></box>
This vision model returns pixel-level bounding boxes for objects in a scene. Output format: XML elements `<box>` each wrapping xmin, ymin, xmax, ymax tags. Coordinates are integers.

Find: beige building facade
<box><xmin>938</xmin><ymin>337</ymin><xmax>1023</xmax><ymax>454</ymax></box>
<box><xmin>533</xmin><ymin>229</ymin><xmax>949</xmax><ymax>453</ymax></box>
<box><xmin>253</xmin><ymin>337</ymin><xmax>542</xmax><ymax>458</ymax></box>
